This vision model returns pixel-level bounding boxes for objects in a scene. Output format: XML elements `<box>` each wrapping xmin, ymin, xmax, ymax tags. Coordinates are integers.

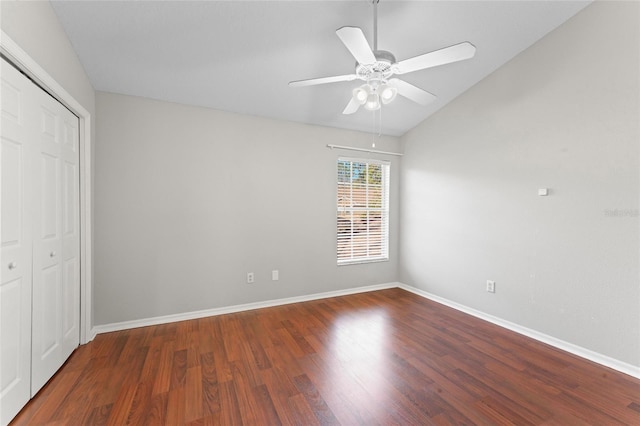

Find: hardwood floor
<box><xmin>11</xmin><ymin>288</ymin><xmax>640</xmax><ymax>425</ymax></box>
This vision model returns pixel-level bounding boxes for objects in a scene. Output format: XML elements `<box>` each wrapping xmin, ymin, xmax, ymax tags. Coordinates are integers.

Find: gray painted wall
<box><xmin>1</xmin><ymin>1</ymin><xmax>95</xmax><ymax>113</ymax></box>
<box><xmin>95</xmin><ymin>92</ymin><xmax>401</xmax><ymax>324</ymax></box>
<box><xmin>399</xmin><ymin>1</ymin><xmax>639</xmax><ymax>366</ymax></box>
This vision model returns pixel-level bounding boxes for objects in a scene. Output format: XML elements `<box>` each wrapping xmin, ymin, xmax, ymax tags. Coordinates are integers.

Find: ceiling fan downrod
<box><xmin>373</xmin><ymin>0</ymin><xmax>379</xmax><ymax>51</ymax></box>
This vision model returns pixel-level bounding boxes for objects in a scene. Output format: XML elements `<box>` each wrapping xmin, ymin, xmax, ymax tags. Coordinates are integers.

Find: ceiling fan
<box><xmin>289</xmin><ymin>0</ymin><xmax>476</xmax><ymax>115</ymax></box>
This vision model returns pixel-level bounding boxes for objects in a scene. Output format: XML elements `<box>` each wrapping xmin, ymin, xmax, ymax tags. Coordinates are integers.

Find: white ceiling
<box><xmin>51</xmin><ymin>0</ymin><xmax>591</xmax><ymax>137</ymax></box>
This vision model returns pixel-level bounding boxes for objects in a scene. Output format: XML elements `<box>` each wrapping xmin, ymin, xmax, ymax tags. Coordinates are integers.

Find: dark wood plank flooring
<box><xmin>11</xmin><ymin>288</ymin><xmax>640</xmax><ymax>425</ymax></box>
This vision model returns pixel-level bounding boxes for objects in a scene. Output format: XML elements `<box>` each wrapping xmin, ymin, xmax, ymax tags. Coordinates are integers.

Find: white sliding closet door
<box><xmin>30</xmin><ymin>81</ymin><xmax>80</xmax><ymax>394</ymax></box>
<box><xmin>0</xmin><ymin>57</ymin><xmax>80</xmax><ymax>424</ymax></box>
<box><xmin>59</xmin><ymin>85</ymin><xmax>81</xmax><ymax>362</ymax></box>
<box><xmin>1</xmin><ymin>56</ymin><xmax>36</xmax><ymax>426</ymax></box>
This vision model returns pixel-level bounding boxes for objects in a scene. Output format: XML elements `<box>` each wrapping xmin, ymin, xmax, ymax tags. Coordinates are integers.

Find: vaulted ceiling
<box><xmin>51</xmin><ymin>0</ymin><xmax>591</xmax><ymax>136</ymax></box>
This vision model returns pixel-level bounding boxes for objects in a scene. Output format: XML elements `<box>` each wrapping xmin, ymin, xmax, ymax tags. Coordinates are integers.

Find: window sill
<box><xmin>337</xmin><ymin>258</ymin><xmax>389</xmax><ymax>266</ymax></box>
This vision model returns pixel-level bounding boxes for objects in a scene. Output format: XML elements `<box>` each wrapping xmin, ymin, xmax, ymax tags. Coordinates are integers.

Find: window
<box><xmin>337</xmin><ymin>158</ymin><xmax>390</xmax><ymax>264</ymax></box>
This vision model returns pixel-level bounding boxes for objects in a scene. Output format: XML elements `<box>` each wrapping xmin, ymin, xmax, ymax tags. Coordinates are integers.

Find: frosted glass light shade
<box><xmin>364</xmin><ymin>93</ymin><xmax>381</xmax><ymax>111</ymax></box>
<box><xmin>352</xmin><ymin>85</ymin><xmax>369</xmax><ymax>105</ymax></box>
<box><xmin>379</xmin><ymin>84</ymin><xmax>397</xmax><ymax>104</ymax></box>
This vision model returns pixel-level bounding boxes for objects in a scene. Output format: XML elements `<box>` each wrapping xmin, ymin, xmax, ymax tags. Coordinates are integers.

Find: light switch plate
<box><xmin>486</xmin><ymin>280</ymin><xmax>496</xmax><ymax>293</ymax></box>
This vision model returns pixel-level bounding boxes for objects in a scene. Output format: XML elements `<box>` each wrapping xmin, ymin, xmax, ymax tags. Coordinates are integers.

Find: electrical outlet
<box><xmin>247</xmin><ymin>272</ymin><xmax>255</xmax><ymax>284</ymax></box>
<box><xmin>486</xmin><ymin>280</ymin><xmax>495</xmax><ymax>293</ymax></box>
<box><xmin>272</xmin><ymin>270</ymin><xmax>279</xmax><ymax>281</ymax></box>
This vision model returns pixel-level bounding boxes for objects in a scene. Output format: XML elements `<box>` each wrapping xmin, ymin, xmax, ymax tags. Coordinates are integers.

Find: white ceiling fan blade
<box><xmin>342</xmin><ymin>97</ymin><xmax>360</xmax><ymax>115</ymax></box>
<box><xmin>389</xmin><ymin>79</ymin><xmax>436</xmax><ymax>106</ymax></box>
<box><xmin>336</xmin><ymin>26</ymin><xmax>376</xmax><ymax>65</ymax></box>
<box><xmin>395</xmin><ymin>42</ymin><xmax>476</xmax><ymax>75</ymax></box>
<box><xmin>289</xmin><ymin>74</ymin><xmax>357</xmax><ymax>87</ymax></box>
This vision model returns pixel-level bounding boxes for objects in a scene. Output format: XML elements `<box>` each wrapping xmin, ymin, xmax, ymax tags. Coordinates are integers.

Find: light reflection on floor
<box><xmin>327</xmin><ymin>307</ymin><xmax>393</xmax><ymax>419</ymax></box>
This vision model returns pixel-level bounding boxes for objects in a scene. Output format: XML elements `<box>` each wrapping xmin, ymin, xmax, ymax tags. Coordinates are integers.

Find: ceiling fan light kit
<box><xmin>289</xmin><ymin>0</ymin><xmax>477</xmax><ymax>116</ymax></box>
<box><xmin>353</xmin><ymin>82</ymin><xmax>397</xmax><ymax>111</ymax></box>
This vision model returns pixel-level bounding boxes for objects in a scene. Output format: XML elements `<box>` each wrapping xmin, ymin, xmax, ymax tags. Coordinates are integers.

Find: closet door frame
<box><xmin>1</xmin><ymin>31</ymin><xmax>94</xmax><ymax>345</ymax></box>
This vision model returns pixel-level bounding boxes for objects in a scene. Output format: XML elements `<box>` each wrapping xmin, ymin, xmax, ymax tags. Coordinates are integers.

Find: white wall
<box><xmin>95</xmin><ymin>92</ymin><xmax>400</xmax><ymax>325</ymax></box>
<box><xmin>399</xmin><ymin>1</ymin><xmax>639</xmax><ymax>367</ymax></box>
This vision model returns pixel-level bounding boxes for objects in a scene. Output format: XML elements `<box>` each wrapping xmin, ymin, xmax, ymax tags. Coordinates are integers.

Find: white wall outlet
<box><xmin>247</xmin><ymin>272</ymin><xmax>255</xmax><ymax>284</ymax></box>
<box><xmin>538</xmin><ymin>188</ymin><xmax>549</xmax><ymax>196</ymax></box>
<box><xmin>486</xmin><ymin>280</ymin><xmax>496</xmax><ymax>293</ymax></box>
<box><xmin>272</xmin><ymin>270</ymin><xmax>279</xmax><ymax>281</ymax></box>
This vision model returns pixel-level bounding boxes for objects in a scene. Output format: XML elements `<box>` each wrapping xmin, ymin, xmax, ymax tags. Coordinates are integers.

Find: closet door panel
<box><xmin>60</xmin><ymin>113</ymin><xmax>80</xmax><ymax>358</ymax></box>
<box><xmin>0</xmin><ymin>58</ymin><xmax>35</xmax><ymax>426</ymax></box>
<box><xmin>38</xmin><ymin>266</ymin><xmax>61</xmax><ymax>353</ymax></box>
<box><xmin>2</xmin><ymin>139</ymin><xmax>23</xmax><ymax>244</ymax></box>
<box><xmin>62</xmin><ymin>258</ymin><xmax>79</xmax><ymax>343</ymax></box>
<box><xmin>31</xmin><ymin>96</ymin><xmax>64</xmax><ymax>395</ymax></box>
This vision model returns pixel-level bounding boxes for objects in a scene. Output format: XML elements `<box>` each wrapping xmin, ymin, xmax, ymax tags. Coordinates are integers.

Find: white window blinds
<box><xmin>337</xmin><ymin>158</ymin><xmax>390</xmax><ymax>264</ymax></box>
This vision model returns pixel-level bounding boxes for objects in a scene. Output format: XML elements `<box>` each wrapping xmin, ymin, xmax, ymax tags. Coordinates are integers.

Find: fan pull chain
<box><xmin>371</xmin><ymin>105</ymin><xmax>382</xmax><ymax>148</ymax></box>
<box><xmin>371</xmin><ymin>108</ymin><xmax>376</xmax><ymax>148</ymax></box>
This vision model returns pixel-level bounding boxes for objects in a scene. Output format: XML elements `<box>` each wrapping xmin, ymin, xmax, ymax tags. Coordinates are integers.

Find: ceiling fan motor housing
<box><xmin>356</xmin><ymin>50</ymin><xmax>397</xmax><ymax>83</ymax></box>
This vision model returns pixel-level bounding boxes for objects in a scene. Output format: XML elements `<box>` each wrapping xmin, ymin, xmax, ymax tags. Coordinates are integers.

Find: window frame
<box><xmin>336</xmin><ymin>157</ymin><xmax>390</xmax><ymax>265</ymax></box>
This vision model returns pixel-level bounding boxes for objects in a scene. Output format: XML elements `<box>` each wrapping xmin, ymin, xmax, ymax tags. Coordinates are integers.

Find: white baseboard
<box><xmin>398</xmin><ymin>283</ymin><xmax>640</xmax><ymax>380</ymax></box>
<box><xmin>90</xmin><ymin>282</ymin><xmax>399</xmax><ymax>337</ymax></box>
